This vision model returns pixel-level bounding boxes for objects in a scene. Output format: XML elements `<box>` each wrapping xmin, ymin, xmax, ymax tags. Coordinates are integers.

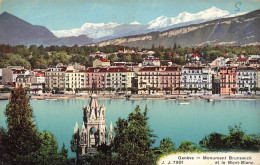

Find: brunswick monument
<box><xmin>73</xmin><ymin>94</ymin><xmax>113</xmax><ymax>156</ymax></box>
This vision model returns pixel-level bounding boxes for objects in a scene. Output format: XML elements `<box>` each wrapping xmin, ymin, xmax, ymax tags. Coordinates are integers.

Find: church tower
<box><xmin>73</xmin><ymin>94</ymin><xmax>113</xmax><ymax>156</ymax></box>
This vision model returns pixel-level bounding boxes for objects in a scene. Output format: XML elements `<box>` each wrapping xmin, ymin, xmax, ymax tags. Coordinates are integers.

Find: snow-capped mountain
<box><xmin>148</xmin><ymin>6</ymin><xmax>230</xmax><ymax>30</ymax></box>
<box><xmin>52</xmin><ymin>6</ymin><xmax>247</xmax><ymax>42</ymax></box>
<box><xmin>53</xmin><ymin>22</ymin><xmax>148</xmax><ymax>42</ymax></box>
<box><xmin>95</xmin><ymin>9</ymin><xmax>260</xmax><ymax>48</ymax></box>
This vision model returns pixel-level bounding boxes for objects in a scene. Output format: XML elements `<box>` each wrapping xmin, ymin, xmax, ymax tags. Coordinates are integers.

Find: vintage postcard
<box><xmin>0</xmin><ymin>0</ymin><xmax>259</xmax><ymax>164</ymax></box>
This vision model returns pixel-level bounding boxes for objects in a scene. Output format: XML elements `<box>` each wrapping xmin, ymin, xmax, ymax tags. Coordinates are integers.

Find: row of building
<box><xmin>1</xmin><ymin>64</ymin><xmax>259</xmax><ymax>95</ymax></box>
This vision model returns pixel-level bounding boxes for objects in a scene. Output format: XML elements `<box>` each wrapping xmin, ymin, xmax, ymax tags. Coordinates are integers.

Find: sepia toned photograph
<box><xmin>0</xmin><ymin>0</ymin><xmax>259</xmax><ymax>164</ymax></box>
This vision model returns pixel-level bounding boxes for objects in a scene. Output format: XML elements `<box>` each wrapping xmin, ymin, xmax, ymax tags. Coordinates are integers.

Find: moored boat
<box><xmin>207</xmin><ymin>99</ymin><xmax>214</xmax><ymax>102</ymax></box>
<box><xmin>178</xmin><ymin>102</ymin><xmax>190</xmax><ymax>105</ymax></box>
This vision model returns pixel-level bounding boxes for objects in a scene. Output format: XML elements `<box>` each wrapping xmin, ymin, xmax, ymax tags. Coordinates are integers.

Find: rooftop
<box><xmin>139</xmin><ymin>66</ymin><xmax>164</xmax><ymax>71</ymax></box>
<box><xmin>12</xmin><ymin>69</ymin><xmax>28</xmax><ymax>74</ymax></box>
<box><xmin>139</xmin><ymin>66</ymin><xmax>180</xmax><ymax>72</ymax></box>
<box><xmin>237</xmin><ymin>67</ymin><xmax>257</xmax><ymax>71</ymax></box>
<box><xmin>98</xmin><ymin>58</ymin><xmax>110</xmax><ymax>62</ymax></box>
<box><xmin>183</xmin><ymin>66</ymin><xmax>205</xmax><ymax>70</ymax></box>
<box><xmin>236</xmin><ymin>58</ymin><xmax>248</xmax><ymax>62</ymax></box>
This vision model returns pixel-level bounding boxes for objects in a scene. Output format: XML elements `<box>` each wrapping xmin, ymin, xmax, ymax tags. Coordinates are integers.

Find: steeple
<box><xmin>81</xmin><ymin>122</ymin><xmax>86</xmax><ymax>133</ymax></box>
<box><xmin>109</xmin><ymin>121</ymin><xmax>114</xmax><ymax>144</ymax></box>
<box><xmin>89</xmin><ymin>94</ymin><xmax>98</xmax><ymax>109</ymax></box>
<box><xmin>74</xmin><ymin>122</ymin><xmax>79</xmax><ymax>134</ymax></box>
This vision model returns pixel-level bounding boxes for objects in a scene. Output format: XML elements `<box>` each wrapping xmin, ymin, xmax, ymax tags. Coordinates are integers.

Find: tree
<box><xmin>0</xmin><ymin>87</ymin><xmax>69</xmax><ymax>164</ymax></box>
<box><xmin>188</xmin><ymin>88</ymin><xmax>194</xmax><ymax>94</ymax></box>
<box><xmin>161</xmin><ymin>60</ymin><xmax>169</xmax><ymax>66</ymax></box>
<box><xmin>202</xmin><ymin>86</ymin><xmax>209</xmax><ymax>94</ymax></box>
<box><xmin>163</xmin><ymin>87</ymin><xmax>173</xmax><ymax>94</ymax></box>
<box><xmin>105</xmin><ymin>87</ymin><xmax>115</xmax><ymax>95</ymax></box>
<box><xmin>2</xmin><ymin>87</ymin><xmax>42</xmax><ymax>164</ymax></box>
<box><xmin>127</xmin><ymin>87</ymin><xmax>138</xmax><ymax>94</ymax></box>
<box><xmin>36</xmin><ymin>130</ymin><xmax>63</xmax><ymax>165</ymax></box>
<box><xmin>239</xmin><ymin>88</ymin><xmax>244</xmax><ymax>94</ymax></box>
<box><xmin>251</xmin><ymin>87</ymin><xmax>259</xmax><ymax>94</ymax></box>
<box><xmin>231</xmin><ymin>88</ymin><xmax>237</xmax><ymax>94</ymax></box>
<box><xmin>175</xmin><ymin>87</ymin><xmax>182</xmax><ymax>95</ymax></box>
<box><xmin>159</xmin><ymin>137</ymin><xmax>175</xmax><ymax>154</ymax></box>
<box><xmin>71</xmin><ymin>130</ymin><xmax>80</xmax><ymax>163</ymax></box>
<box><xmin>33</xmin><ymin>130</ymin><xmax>69</xmax><ymax>165</ymax></box>
<box><xmin>179</xmin><ymin>56</ymin><xmax>186</xmax><ymax>65</ymax></box>
<box><xmin>57</xmin><ymin>143</ymin><xmax>69</xmax><ymax>165</ymax></box>
<box><xmin>199</xmin><ymin>124</ymin><xmax>260</xmax><ymax>151</ymax></box>
<box><xmin>43</xmin><ymin>87</ymin><xmax>51</xmax><ymax>93</ymax></box>
<box><xmin>122</xmin><ymin>54</ymin><xmax>132</xmax><ymax>62</ymax></box>
<box><xmin>173</xmin><ymin>43</ymin><xmax>177</xmax><ymax>50</ymax></box>
<box><xmin>0</xmin><ymin>127</ymin><xmax>7</xmax><ymax>164</ymax></box>
<box><xmin>132</xmin><ymin>54</ymin><xmax>142</xmax><ymax>63</ymax></box>
<box><xmin>51</xmin><ymin>51</ymin><xmax>69</xmax><ymax>66</ymax></box>
<box><xmin>199</xmin><ymin>132</ymin><xmax>227</xmax><ymax>150</ymax></box>
<box><xmin>66</xmin><ymin>88</ymin><xmax>73</xmax><ymax>92</ymax></box>
<box><xmin>244</xmin><ymin>88</ymin><xmax>249</xmax><ymax>93</ymax></box>
<box><xmin>148</xmin><ymin>87</ymin><xmax>156</xmax><ymax>94</ymax></box>
<box><xmin>178</xmin><ymin>140</ymin><xmax>201</xmax><ymax>152</ymax></box>
<box><xmin>108</xmin><ymin>53</ymin><xmax>118</xmax><ymax>62</ymax></box>
<box><xmin>113</xmin><ymin>105</ymin><xmax>155</xmax><ymax>165</ymax></box>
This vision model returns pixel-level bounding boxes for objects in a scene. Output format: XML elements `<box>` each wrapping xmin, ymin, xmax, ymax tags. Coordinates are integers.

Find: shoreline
<box><xmin>1</xmin><ymin>93</ymin><xmax>259</xmax><ymax>101</ymax></box>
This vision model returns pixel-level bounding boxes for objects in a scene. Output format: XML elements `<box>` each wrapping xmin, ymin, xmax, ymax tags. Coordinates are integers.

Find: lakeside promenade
<box><xmin>1</xmin><ymin>93</ymin><xmax>259</xmax><ymax>100</ymax></box>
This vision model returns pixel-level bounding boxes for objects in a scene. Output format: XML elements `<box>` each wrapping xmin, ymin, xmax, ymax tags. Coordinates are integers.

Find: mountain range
<box><xmin>0</xmin><ymin>12</ymin><xmax>93</xmax><ymax>46</ymax></box>
<box><xmin>52</xmin><ymin>7</ymin><xmax>247</xmax><ymax>42</ymax></box>
<box><xmin>0</xmin><ymin>7</ymin><xmax>259</xmax><ymax>47</ymax></box>
<box><xmin>94</xmin><ymin>9</ymin><xmax>260</xmax><ymax>48</ymax></box>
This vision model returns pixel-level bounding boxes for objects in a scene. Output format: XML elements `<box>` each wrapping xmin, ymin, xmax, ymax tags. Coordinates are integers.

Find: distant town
<box><xmin>0</xmin><ymin>45</ymin><xmax>260</xmax><ymax>98</ymax></box>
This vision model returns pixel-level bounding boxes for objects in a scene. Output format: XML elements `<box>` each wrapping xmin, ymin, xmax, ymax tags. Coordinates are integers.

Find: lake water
<box><xmin>0</xmin><ymin>99</ymin><xmax>260</xmax><ymax>157</ymax></box>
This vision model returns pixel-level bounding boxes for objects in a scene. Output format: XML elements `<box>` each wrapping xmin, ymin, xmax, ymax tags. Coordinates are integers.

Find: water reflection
<box><xmin>0</xmin><ymin>99</ymin><xmax>259</xmax><ymax>158</ymax></box>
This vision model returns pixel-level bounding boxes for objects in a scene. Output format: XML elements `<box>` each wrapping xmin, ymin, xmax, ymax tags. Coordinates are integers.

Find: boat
<box><xmin>45</xmin><ymin>99</ymin><xmax>58</xmax><ymax>100</ymax></box>
<box><xmin>207</xmin><ymin>99</ymin><xmax>214</xmax><ymax>102</ymax></box>
<box><xmin>178</xmin><ymin>102</ymin><xmax>190</xmax><ymax>105</ymax></box>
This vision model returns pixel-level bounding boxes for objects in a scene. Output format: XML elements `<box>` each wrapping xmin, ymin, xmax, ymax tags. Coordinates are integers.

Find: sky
<box><xmin>0</xmin><ymin>0</ymin><xmax>259</xmax><ymax>30</ymax></box>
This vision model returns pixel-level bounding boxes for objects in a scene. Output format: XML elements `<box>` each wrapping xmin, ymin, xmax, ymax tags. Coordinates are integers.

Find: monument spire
<box><xmin>109</xmin><ymin>121</ymin><xmax>114</xmax><ymax>144</ymax></box>
<box><xmin>74</xmin><ymin>94</ymin><xmax>113</xmax><ymax>156</ymax></box>
<box><xmin>74</xmin><ymin>122</ymin><xmax>79</xmax><ymax>134</ymax></box>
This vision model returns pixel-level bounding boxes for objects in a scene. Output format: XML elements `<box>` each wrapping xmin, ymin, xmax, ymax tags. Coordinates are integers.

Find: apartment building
<box><xmin>237</xmin><ymin>67</ymin><xmax>258</xmax><ymax>91</ymax></box>
<box><xmin>236</xmin><ymin>58</ymin><xmax>248</xmax><ymax>66</ymax></box>
<box><xmin>159</xmin><ymin>66</ymin><xmax>182</xmax><ymax>94</ymax></box>
<box><xmin>142</xmin><ymin>57</ymin><xmax>160</xmax><ymax>66</ymax></box>
<box><xmin>16</xmin><ymin>75</ymin><xmax>32</xmax><ymax>88</ymax></box>
<box><xmin>138</xmin><ymin>66</ymin><xmax>182</xmax><ymax>93</ymax></box>
<box><xmin>84</xmin><ymin>67</ymin><xmax>135</xmax><ymax>90</ymax></box>
<box><xmin>89</xmin><ymin>51</ymin><xmax>107</xmax><ymax>58</ymax></box>
<box><xmin>31</xmin><ymin>71</ymin><xmax>45</xmax><ymax>84</ymax></box>
<box><xmin>248</xmin><ymin>59</ymin><xmax>260</xmax><ymax>67</ymax></box>
<box><xmin>209</xmin><ymin>57</ymin><xmax>227</xmax><ymax>68</ymax></box>
<box><xmin>138</xmin><ymin>67</ymin><xmax>161</xmax><ymax>89</ymax></box>
<box><xmin>181</xmin><ymin>66</ymin><xmax>212</xmax><ymax>94</ymax></box>
<box><xmin>65</xmin><ymin>69</ymin><xmax>86</xmax><ymax>90</ymax></box>
<box><xmin>12</xmin><ymin>69</ymin><xmax>30</xmax><ymax>82</ymax></box>
<box><xmin>45</xmin><ymin>66</ymin><xmax>70</xmax><ymax>89</ymax></box>
<box><xmin>0</xmin><ymin>68</ymin><xmax>13</xmax><ymax>84</ymax></box>
<box><xmin>220</xmin><ymin>67</ymin><xmax>237</xmax><ymax>95</ymax></box>
<box><xmin>257</xmin><ymin>68</ymin><xmax>260</xmax><ymax>92</ymax></box>
<box><xmin>106</xmin><ymin>67</ymin><xmax>135</xmax><ymax>89</ymax></box>
<box><xmin>85</xmin><ymin>67</ymin><xmax>107</xmax><ymax>89</ymax></box>
<box><xmin>93</xmin><ymin>58</ymin><xmax>110</xmax><ymax>68</ymax></box>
